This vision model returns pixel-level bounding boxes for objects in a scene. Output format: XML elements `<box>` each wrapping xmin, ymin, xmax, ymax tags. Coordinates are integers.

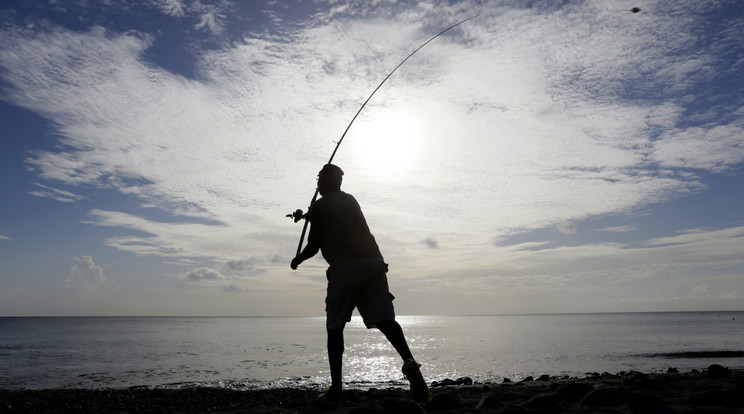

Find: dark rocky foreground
<box><xmin>2</xmin><ymin>366</ymin><xmax>742</xmax><ymax>413</ymax></box>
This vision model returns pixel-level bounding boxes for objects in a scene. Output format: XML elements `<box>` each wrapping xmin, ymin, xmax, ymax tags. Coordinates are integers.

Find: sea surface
<box><xmin>1</xmin><ymin>312</ymin><xmax>742</xmax><ymax>390</ymax></box>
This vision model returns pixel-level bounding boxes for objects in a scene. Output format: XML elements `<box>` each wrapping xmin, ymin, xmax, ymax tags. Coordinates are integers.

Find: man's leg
<box><xmin>356</xmin><ymin>260</ymin><xmax>429</xmax><ymax>402</ymax></box>
<box><xmin>327</xmin><ymin>328</ymin><xmax>344</xmax><ymax>391</ymax></box>
<box><xmin>376</xmin><ymin>319</ymin><xmax>430</xmax><ymax>402</ymax></box>
<box><xmin>376</xmin><ymin>319</ymin><xmax>413</xmax><ymax>361</ymax></box>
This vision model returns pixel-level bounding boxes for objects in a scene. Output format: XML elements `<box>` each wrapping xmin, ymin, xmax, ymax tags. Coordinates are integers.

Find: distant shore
<box><xmin>1</xmin><ymin>366</ymin><xmax>742</xmax><ymax>413</ymax></box>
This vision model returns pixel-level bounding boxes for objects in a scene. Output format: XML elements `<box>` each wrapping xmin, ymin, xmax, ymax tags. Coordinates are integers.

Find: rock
<box><xmin>633</xmin><ymin>378</ymin><xmax>658</xmax><ymax>390</ymax></box>
<box><xmin>383</xmin><ymin>398</ymin><xmax>427</xmax><ymax>414</ymax></box>
<box><xmin>383</xmin><ymin>398</ymin><xmax>400</xmax><ymax>410</ymax></box>
<box><xmin>431</xmin><ymin>376</ymin><xmax>472</xmax><ymax>387</ymax></box>
<box><xmin>456</xmin><ymin>376</ymin><xmax>474</xmax><ymax>386</ymax></box>
<box><xmin>556</xmin><ymin>382</ymin><xmax>593</xmax><ymax>401</ymax></box>
<box><xmin>499</xmin><ymin>404</ymin><xmax>531</xmax><ymax>413</ymax></box>
<box><xmin>498</xmin><ymin>390</ymin><xmax>532</xmax><ymax>402</ymax></box>
<box><xmin>519</xmin><ymin>376</ymin><xmax>534</xmax><ymax>383</ymax></box>
<box><xmin>666</xmin><ymin>367</ymin><xmax>678</xmax><ymax>374</ymax></box>
<box><xmin>652</xmin><ymin>373</ymin><xmax>683</xmax><ymax>384</ymax></box>
<box><xmin>431</xmin><ymin>379</ymin><xmax>453</xmax><ymax>387</ymax></box>
<box><xmin>684</xmin><ymin>388</ymin><xmax>743</xmax><ymax>407</ymax></box>
<box><xmin>579</xmin><ymin>386</ymin><xmax>631</xmax><ymax>407</ymax></box>
<box><xmin>707</xmin><ymin>364</ymin><xmax>731</xmax><ymax>379</ymax></box>
<box><xmin>426</xmin><ymin>390</ymin><xmax>460</xmax><ymax>411</ymax></box>
<box><xmin>627</xmin><ymin>371</ymin><xmax>647</xmax><ymax>379</ymax></box>
<box><xmin>475</xmin><ymin>392</ymin><xmax>502</xmax><ymax>409</ymax></box>
<box><xmin>622</xmin><ymin>371</ymin><xmax>647</xmax><ymax>386</ymax></box>
<box><xmin>633</xmin><ymin>373</ymin><xmax>679</xmax><ymax>391</ymax></box>
<box><xmin>522</xmin><ymin>392</ymin><xmax>565</xmax><ymax>410</ymax></box>
<box><xmin>628</xmin><ymin>391</ymin><xmax>674</xmax><ymax>414</ymax></box>
<box><xmin>537</xmin><ymin>374</ymin><xmax>551</xmax><ymax>381</ymax></box>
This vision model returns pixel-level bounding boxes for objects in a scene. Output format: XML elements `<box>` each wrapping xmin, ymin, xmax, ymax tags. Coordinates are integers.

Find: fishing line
<box><xmin>288</xmin><ymin>15</ymin><xmax>479</xmax><ymax>257</ymax></box>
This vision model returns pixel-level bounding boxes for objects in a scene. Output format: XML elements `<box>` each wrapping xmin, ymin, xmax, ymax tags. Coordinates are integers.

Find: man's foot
<box><xmin>402</xmin><ymin>359</ymin><xmax>430</xmax><ymax>402</ymax></box>
<box><xmin>317</xmin><ymin>386</ymin><xmax>344</xmax><ymax>404</ymax></box>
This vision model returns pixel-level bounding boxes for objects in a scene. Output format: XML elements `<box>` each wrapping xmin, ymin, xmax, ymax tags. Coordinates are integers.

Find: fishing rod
<box><xmin>287</xmin><ymin>15</ymin><xmax>479</xmax><ymax>257</ymax></box>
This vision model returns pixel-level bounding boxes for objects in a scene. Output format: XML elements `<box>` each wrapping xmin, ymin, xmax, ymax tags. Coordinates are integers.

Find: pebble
<box><xmin>2</xmin><ymin>367</ymin><xmax>742</xmax><ymax>413</ymax></box>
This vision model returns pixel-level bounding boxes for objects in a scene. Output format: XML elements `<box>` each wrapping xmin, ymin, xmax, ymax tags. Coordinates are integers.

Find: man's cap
<box><xmin>319</xmin><ymin>164</ymin><xmax>344</xmax><ymax>177</ymax></box>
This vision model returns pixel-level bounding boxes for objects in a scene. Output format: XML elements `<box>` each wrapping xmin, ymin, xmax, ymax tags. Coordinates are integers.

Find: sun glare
<box><xmin>348</xmin><ymin>109</ymin><xmax>422</xmax><ymax>175</ymax></box>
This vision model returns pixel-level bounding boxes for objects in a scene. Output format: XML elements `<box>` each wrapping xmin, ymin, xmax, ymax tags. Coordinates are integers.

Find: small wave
<box><xmin>142</xmin><ymin>376</ymin><xmax>327</xmax><ymax>391</ymax></box>
<box><xmin>137</xmin><ymin>376</ymin><xmax>412</xmax><ymax>392</ymax></box>
<box><xmin>642</xmin><ymin>350</ymin><xmax>744</xmax><ymax>358</ymax></box>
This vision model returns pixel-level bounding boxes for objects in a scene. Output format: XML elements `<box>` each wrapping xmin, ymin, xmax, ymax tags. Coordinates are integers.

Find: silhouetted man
<box><xmin>291</xmin><ymin>164</ymin><xmax>429</xmax><ymax>402</ymax></box>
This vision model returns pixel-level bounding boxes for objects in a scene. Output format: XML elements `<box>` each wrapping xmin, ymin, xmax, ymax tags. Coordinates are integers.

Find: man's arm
<box><xmin>291</xmin><ymin>238</ymin><xmax>319</xmax><ymax>269</ymax></box>
<box><xmin>290</xmin><ymin>213</ymin><xmax>322</xmax><ymax>269</ymax></box>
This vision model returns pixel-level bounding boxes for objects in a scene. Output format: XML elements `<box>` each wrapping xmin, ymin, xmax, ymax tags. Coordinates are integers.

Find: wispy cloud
<box><xmin>396</xmin><ymin>224</ymin><xmax>744</xmax><ymax>313</ymax></box>
<box><xmin>2</xmin><ymin>6</ymin><xmax>736</xmax><ymax>242</ymax></box>
<box><xmin>223</xmin><ymin>284</ymin><xmax>249</xmax><ymax>293</ymax></box>
<box><xmin>1</xmin><ymin>1</ymin><xmax>742</xmax><ymax>314</ymax></box>
<box><xmin>28</xmin><ymin>183</ymin><xmax>84</xmax><ymax>203</ymax></box>
<box><xmin>226</xmin><ymin>258</ymin><xmax>258</xmax><ymax>271</ymax></box>
<box><xmin>154</xmin><ymin>0</ymin><xmax>186</xmax><ymax>18</ymax></box>
<box><xmin>676</xmin><ymin>284</ymin><xmax>741</xmax><ymax>301</ymax></box>
<box><xmin>597</xmin><ymin>226</ymin><xmax>635</xmax><ymax>233</ymax></box>
<box><xmin>2</xmin><ymin>5</ymin><xmax>729</xmax><ymax>244</ymax></box>
<box><xmin>191</xmin><ymin>1</ymin><xmax>229</xmax><ymax>35</ymax></box>
<box><xmin>653</xmin><ymin>123</ymin><xmax>744</xmax><ymax>172</ymax></box>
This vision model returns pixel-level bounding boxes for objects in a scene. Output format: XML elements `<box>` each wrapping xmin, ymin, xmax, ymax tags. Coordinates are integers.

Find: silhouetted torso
<box><xmin>307</xmin><ymin>190</ymin><xmax>382</xmax><ymax>267</ymax></box>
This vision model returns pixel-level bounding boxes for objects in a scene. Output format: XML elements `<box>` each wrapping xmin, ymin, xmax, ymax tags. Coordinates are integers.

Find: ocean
<box><xmin>1</xmin><ymin>312</ymin><xmax>742</xmax><ymax>390</ymax></box>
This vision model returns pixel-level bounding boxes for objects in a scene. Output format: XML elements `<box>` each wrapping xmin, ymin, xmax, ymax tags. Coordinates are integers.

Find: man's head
<box><xmin>317</xmin><ymin>164</ymin><xmax>343</xmax><ymax>195</ymax></box>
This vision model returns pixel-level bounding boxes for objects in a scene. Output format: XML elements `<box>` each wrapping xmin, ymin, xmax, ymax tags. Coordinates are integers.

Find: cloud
<box><xmin>689</xmin><ymin>284</ymin><xmax>710</xmax><ymax>298</ymax></box>
<box><xmin>555</xmin><ymin>222</ymin><xmax>577</xmax><ymax>235</ymax></box>
<box><xmin>185</xmin><ymin>267</ymin><xmax>226</xmax><ymax>281</ymax></box>
<box><xmin>1</xmin><ymin>1</ymin><xmax>743</xmax><ymax>316</ymax></box>
<box><xmin>150</xmin><ymin>0</ymin><xmax>231</xmax><ymax>36</ymax></box>
<box><xmin>223</xmin><ymin>284</ymin><xmax>249</xmax><ymax>293</ymax></box>
<box><xmin>85</xmin><ymin>210</ymin><xmax>290</xmax><ymax>265</ymax></box>
<box><xmin>184</xmin><ymin>267</ymin><xmax>252</xmax><ymax>293</ymax></box>
<box><xmin>225</xmin><ymin>258</ymin><xmax>261</xmax><ymax>272</ymax></box>
<box><xmin>28</xmin><ymin>183</ymin><xmax>84</xmax><ymax>203</ymax></box>
<box><xmin>677</xmin><ymin>284</ymin><xmax>741</xmax><ymax>301</ymax></box>
<box><xmin>0</xmin><ymin>235</ymin><xmax>12</xmax><ymax>240</ymax></box>
<box><xmin>597</xmin><ymin>226</ymin><xmax>635</xmax><ymax>233</ymax></box>
<box><xmin>653</xmin><ymin>123</ymin><xmax>744</xmax><ymax>173</ymax></box>
<box><xmin>721</xmin><ymin>290</ymin><xmax>742</xmax><ymax>300</ymax></box>
<box><xmin>66</xmin><ymin>256</ymin><xmax>106</xmax><ymax>288</ymax></box>
<box><xmin>191</xmin><ymin>2</ymin><xmax>228</xmax><ymax>35</ymax></box>
<box><xmin>417</xmin><ymin>225</ymin><xmax>744</xmax><ymax>294</ymax></box>
<box><xmin>155</xmin><ymin>0</ymin><xmax>186</xmax><ymax>17</ymax></box>
<box><xmin>0</xmin><ymin>5</ymin><xmax>718</xmax><ymax>240</ymax></box>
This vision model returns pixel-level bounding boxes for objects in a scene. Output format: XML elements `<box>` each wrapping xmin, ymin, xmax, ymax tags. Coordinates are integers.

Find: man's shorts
<box><xmin>325</xmin><ymin>257</ymin><xmax>395</xmax><ymax>330</ymax></box>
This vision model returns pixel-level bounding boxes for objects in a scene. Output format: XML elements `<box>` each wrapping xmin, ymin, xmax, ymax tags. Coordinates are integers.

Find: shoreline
<box><xmin>2</xmin><ymin>366</ymin><xmax>743</xmax><ymax>413</ymax></box>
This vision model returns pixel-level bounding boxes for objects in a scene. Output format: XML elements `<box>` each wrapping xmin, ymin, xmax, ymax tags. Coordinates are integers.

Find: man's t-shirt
<box><xmin>307</xmin><ymin>190</ymin><xmax>383</xmax><ymax>267</ymax></box>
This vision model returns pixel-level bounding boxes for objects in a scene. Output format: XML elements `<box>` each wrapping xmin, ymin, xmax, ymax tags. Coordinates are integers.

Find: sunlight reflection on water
<box><xmin>1</xmin><ymin>313</ymin><xmax>743</xmax><ymax>389</ymax></box>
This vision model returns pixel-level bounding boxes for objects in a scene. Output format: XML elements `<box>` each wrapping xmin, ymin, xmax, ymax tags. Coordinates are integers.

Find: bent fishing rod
<box><xmin>287</xmin><ymin>15</ymin><xmax>479</xmax><ymax>257</ymax></box>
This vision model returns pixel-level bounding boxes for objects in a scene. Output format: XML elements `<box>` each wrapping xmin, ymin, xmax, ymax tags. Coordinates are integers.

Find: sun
<box><xmin>347</xmin><ymin>109</ymin><xmax>423</xmax><ymax>174</ymax></box>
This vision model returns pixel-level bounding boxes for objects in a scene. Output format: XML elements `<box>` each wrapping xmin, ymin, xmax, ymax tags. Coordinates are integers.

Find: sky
<box><xmin>1</xmin><ymin>0</ymin><xmax>743</xmax><ymax>316</ymax></box>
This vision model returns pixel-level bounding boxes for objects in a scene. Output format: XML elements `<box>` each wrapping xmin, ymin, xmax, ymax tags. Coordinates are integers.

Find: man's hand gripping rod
<box><xmin>287</xmin><ymin>15</ymin><xmax>479</xmax><ymax>257</ymax></box>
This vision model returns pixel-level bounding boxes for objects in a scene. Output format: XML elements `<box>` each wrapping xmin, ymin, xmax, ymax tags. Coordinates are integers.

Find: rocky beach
<box><xmin>2</xmin><ymin>365</ymin><xmax>742</xmax><ymax>413</ymax></box>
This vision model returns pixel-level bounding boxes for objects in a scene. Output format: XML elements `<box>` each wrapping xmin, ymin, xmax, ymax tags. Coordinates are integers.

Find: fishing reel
<box><xmin>286</xmin><ymin>209</ymin><xmax>305</xmax><ymax>223</ymax></box>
